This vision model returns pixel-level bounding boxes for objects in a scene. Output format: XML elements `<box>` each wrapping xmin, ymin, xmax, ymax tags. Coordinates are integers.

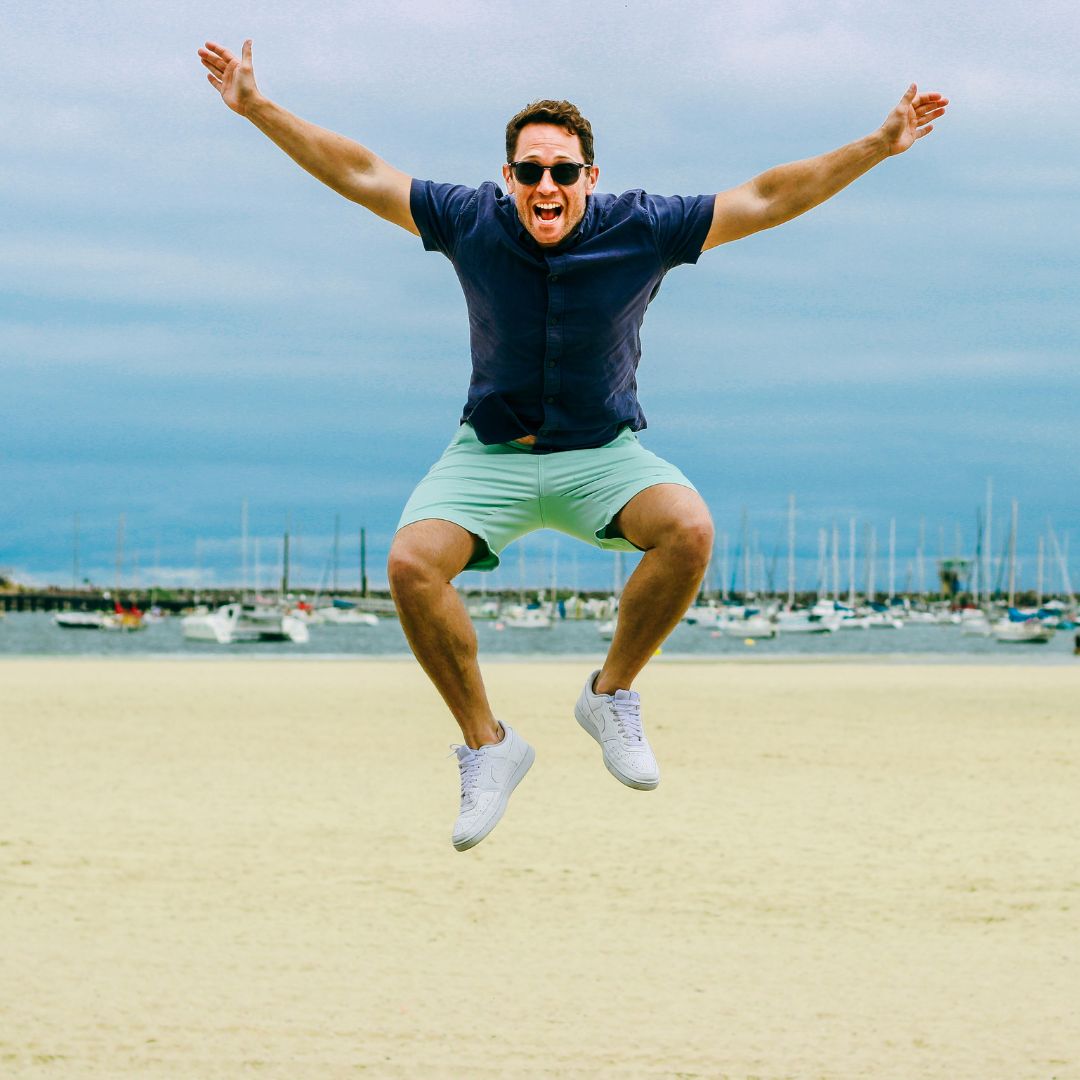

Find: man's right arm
<box><xmin>199</xmin><ymin>40</ymin><xmax>419</xmax><ymax>236</ymax></box>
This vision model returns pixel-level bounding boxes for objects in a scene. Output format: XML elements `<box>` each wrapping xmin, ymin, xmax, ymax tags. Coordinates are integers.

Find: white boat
<box><xmin>598</xmin><ymin>618</ymin><xmax>616</xmax><ymax>640</ymax></box>
<box><xmin>904</xmin><ymin>610</ymin><xmax>937</xmax><ymax>625</ymax></box>
<box><xmin>54</xmin><ymin>611</ymin><xmax>107</xmax><ymax>630</ymax></box>
<box><xmin>502</xmin><ymin>608</ymin><xmax>553</xmax><ymax>629</ymax></box>
<box><xmin>865</xmin><ymin>612</ymin><xmax>904</xmax><ymax>630</ymax></box>
<box><xmin>181</xmin><ymin>603</ymin><xmax>310</xmax><ymax>644</ymax></box>
<box><xmin>314</xmin><ymin>606</ymin><xmax>379</xmax><ymax>626</ymax></box>
<box><xmin>992</xmin><ymin>618</ymin><xmax>1055</xmax><ymax>644</ymax></box>
<box><xmin>775</xmin><ymin>610</ymin><xmax>840</xmax><ymax>634</ymax></box>
<box><xmin>721</xmin><ymin>614</ymin><xmax>776</xmax><ymax>639</ymax></box>
<box><xmin>837</xmin><ymin>614</ymin><xmax>872</xmax><ymax>629</ymax></box>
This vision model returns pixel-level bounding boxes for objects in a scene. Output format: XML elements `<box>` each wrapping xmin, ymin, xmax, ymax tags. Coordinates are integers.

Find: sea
<box><xmin>2</xmin><ymin>611</ymin><xmax>1077</xmax><ymax>664</ymax></box>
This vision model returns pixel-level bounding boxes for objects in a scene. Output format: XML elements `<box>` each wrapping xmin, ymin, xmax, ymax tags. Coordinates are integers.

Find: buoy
<box><xmin>744</xmin><ymin>638</ymin><xmax>756</xmax><ymax>646</ymax></box>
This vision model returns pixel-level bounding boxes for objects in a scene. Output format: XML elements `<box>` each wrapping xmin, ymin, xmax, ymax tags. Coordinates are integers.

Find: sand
<box><xmin>1</xmin><ymin>658</ymin><xmax>1078</xmax><ymax>1079</ymax></box>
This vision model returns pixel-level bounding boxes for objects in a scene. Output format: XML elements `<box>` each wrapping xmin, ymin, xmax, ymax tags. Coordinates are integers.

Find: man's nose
<box><xmin>535</xmin><ymin>169</ymin><xmax>560</xmax><ymax>195</ymax></box>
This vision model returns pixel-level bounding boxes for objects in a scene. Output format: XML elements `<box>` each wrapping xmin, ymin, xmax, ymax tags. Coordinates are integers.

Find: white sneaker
<box><xmin>574</xmin><ymin>670</ymin><xmax>660</xmax><ymax>790</ymax></box>
<box><xmin>451</xmin><ymin>723</ymin><xmax>535</xmax><ymax>851</ymax></box>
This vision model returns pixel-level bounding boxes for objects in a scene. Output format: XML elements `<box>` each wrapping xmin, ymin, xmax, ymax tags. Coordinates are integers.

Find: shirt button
<box><xmin>549</xmin><ymin>273</ymin><xmax>560</xmax><ymax>282</ymax></box>
<box><xmin>549</xmin><ymin>315</ymin><xmax>559</xmax><ymax>325</ymax></box>
<box><xmin>548</xmin><ymin>360</ymin><xmax>557</xmax><ymax>368</ymax></box>
<box><xmin>545</xmin><ymin>396</ymin><xmax>555</xmax><ymax>404</ymax></box>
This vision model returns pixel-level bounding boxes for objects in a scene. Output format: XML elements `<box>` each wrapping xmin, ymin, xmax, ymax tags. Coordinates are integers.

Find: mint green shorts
<box><xmin>396</xmin><ymin>424</ymin><xmax>696</xmax><ymax>571</ymax></box>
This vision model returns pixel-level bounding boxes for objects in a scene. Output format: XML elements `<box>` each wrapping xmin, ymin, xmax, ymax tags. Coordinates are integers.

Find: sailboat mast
<box><xmin>888</xmin><ymin>517</ymin><xmax>896</xmax><ymax>601</ymax></box>
<box><xmin>360</xmin><ymin>527</ymin><xmax>368</xmax><ymax>598</ymax></box>
<box><xmin>1007</xmin><ymin>498</ymin><xmax>1018</xmax><ymax>607</ymax></box>
<box><xmin>72</xmin><ymin>512</ymin><xmax>80</xmax><ymax>591</ymax></box>
<box><xmin>1036</xmin><ymin>535</ymin><xmax>1044</xmax><ymax>606</ymax></box>
<box><xmin>848</xmin><ymin>516</ymin><xmax>856</xmax><ymax>607</ymax></box>
<box><xmin>115</xmin><ymin>513</ymin><xmax>125</xmax><ymax>598</ymax></box>
<box><xmin>332</xmin><ymin>513</ymin><xmax>341</xmax><ymax>595</ymax></box>
<box><xmin>241</xmin><ymin>499</ymin><xmax>249</xmax><ymax>596</ymax></box>
<box><xmin>786</xmin><ymin>493</ymin><xmax>796</xmax><ymax>608</ymax></box>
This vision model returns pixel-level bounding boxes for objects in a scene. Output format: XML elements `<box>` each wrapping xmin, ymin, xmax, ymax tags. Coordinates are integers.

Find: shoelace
<box><xmin>451</xmin><ymin>745</ymin><xmax>483</xmax><ymax>809</ymax></box>
<box><xmin>610</xmin><ymin>694</ymin><xmax>644</xmax><ymax>744</ymax></box>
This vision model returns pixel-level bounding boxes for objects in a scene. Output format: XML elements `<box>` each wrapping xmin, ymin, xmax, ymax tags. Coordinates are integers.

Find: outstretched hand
<box><xmin>199</xmin><ymin>39</ymin><xmax>260</xmax><ymax>116</ymax></box>
<box><xmin>880</xmin><ymin>84</ymin><xmax>949</xmax><ymax>156</ymax></box>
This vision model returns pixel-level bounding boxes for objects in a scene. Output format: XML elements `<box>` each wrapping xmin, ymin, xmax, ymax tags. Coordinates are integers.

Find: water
<box><xmin>1</xmin><ymin>612</ymin><xmax>1076</xmax><ymax>663</ymax></box>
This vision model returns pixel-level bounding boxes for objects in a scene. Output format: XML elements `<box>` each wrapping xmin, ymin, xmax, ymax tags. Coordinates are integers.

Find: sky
<box><xmin>2</xmin><ymin>0</ymin><xmax>1077</xmax><ymax>595</ymax></box>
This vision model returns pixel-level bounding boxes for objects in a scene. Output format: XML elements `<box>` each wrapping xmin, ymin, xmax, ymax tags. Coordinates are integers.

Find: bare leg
<box><xmin>594</xmin><ymin>484</ymin><xmax>714</xmax><ymax>696</ymax></box>
<box><xmin>387</xmin><ymin>520</ymin><xmax>500</xmax><ymax>749</ymax></box>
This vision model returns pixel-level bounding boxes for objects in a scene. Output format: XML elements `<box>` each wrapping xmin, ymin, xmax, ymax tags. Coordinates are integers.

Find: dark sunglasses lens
<box><xmin>511</xmin><ymin>162</ymin><xmax>585</xmax><ymax>184</ymax></box>
<box><xmin>512</xmin><ymin>162</ymin><xmax>545</xmax><ymax>184</ymax></box>
<box><xmin>550</xmin><ymin>163</ymin><xmax>584</xmax><ymax>184</ymax></box>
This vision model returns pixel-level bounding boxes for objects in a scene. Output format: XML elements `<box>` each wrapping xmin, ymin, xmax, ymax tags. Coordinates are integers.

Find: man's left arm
<box><xmin>702</xmin><ymin>84</ymin><xmax>948</xmax><ymax>251</ymax></box>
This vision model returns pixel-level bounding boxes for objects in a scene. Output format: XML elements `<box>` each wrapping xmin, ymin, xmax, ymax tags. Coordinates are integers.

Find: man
<box><xmin>200</xmin><ymin>40</ymin><xmax>947</xmax><ymax>850</ymax></box>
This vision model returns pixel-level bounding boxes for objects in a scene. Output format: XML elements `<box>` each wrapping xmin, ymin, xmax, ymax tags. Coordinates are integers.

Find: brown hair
<box><xmin>505</xmin><ymin>100</ymin><xmax>595</xmax><ymax>164</ymax></box>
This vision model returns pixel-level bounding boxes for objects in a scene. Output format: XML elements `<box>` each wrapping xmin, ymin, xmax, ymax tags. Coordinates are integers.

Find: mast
<box><xmin>72</xmin><ymin>512</ymin><xmax>80</xmax><ymax>590</ymax></box>
<box><xmin>281</xmin><ymin>520</ymin><xmax>291</xmax><ymax>595</ymax></box>
<box><xmin>741</xmin><ymin>508</ymin><xmax>750</xmax><ymax>600</ymax></box>
<box><xmin>1036</xmin><ymin>535</ymin><xmax>1044</xmax><ymax>607</ymax></box>
<box><xmin>115</xmin><ymin>513</ymin><xmax>125</xmax><ymax>599</ymax></box>
<box><xmin>888</xmin><ymin>517</ymin><xmax>896</xmax><ymax>601</ymax></box>
<box><xmin>984</xmin><ymin>477</ymin><xmax>993</xmax><ymax>603</ymax></box>
<box><xmin>848</xmin><ymin>516</ymin><xmax>856</xmax><ymax>608</ymax></box>
<box><xmin>241</xmin><ymin>499</ymin><xmax>249</xmax><ymax>596</ymax></box>
<box><xmin>360</xmin><ymin>527</ymin><xmax>368</xmax><ymax>597</ymax></box>
<box><xmin>830</xmin><ymin>522</ymin><xmax>840</xmax><ymax>602</ymax></box>
<box><xmin>720</xmin><ymin>531</ymin><xmax>729</xmax><ymax>602</ymax></box>
<box><xmin>917</xmin><ymin>516</ymin><xmax>927</xmax><ymax>600</ymax></box>
<box><xmin>1007</xmin><ymin>498</ymin><xmax>1018</xmax><ymax>607</ymax></box>
<box><xmin>786</xmin><ymin>494</ymin><xmax>796</xmax><ymax>608</ymax></box>
<box><xmin>519</xmin><ymin>541</ymin><xmax>527</xmax><ymax>604</ymax></box>
<box><xmin>816</xmin><ymin>528</ymin><xmax>827</xmax><ymax>601</ymax></box>
<box><xmin>551</xmin><ymin>535</ymin><xmax>559</xmax><ymax>604</ymax></box>
<box><xmin>867</xmin><ymin>524</ymin><xmax>877</xmax><ymax>602</ymax></box>
<box><xmin>332</xmin><ymin>513</ymin><xmax>341</xmax><ymax>595</ymax></box>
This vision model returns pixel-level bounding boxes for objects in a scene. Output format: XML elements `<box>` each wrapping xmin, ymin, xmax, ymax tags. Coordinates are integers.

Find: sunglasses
<box><xmin>508</xmin><ymin>160</ymin><xmax>591</xmax><ymax>185</ymax></box>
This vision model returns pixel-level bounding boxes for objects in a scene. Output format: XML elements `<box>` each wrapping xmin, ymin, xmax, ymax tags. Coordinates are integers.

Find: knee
<box><xmin>667</xmin><ymin>511</ymin><xmax>715</xmax><ymax>570</ymax></box>
<box><xmin>387</xmin><ymin>540</ymin><xmax>440</xmax><ymax>598</ymax></box>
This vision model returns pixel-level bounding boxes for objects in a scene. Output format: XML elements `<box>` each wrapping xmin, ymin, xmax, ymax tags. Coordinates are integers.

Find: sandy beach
<box><xmin>1</xmin><ymin>658</ymin><xmax>1077</xmax><ymax>1079</ymax></box>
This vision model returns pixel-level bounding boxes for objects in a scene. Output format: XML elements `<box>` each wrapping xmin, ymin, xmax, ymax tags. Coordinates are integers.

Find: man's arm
<box><xmin>199</xmin><ymin>40</ymin><xmax>419</xmax><ymax>236</ymax></box>
<box><xmin>702</xmin><ymin>84</ymin><xmax>948</xmax><ymax>251</ymax></box>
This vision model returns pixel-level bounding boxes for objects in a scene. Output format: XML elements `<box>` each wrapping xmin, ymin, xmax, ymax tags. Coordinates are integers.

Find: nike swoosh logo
<box><xmin>489</xmin><ymin>759</ymin><xmax>512</xmax><ymax>785</ymax></box>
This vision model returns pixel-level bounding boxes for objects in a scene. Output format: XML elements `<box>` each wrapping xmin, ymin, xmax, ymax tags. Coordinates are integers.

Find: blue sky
<box><xmin>2</xmin><ymin>0</ymin><xmax>1077</xmax><ymax>594</ymax></box>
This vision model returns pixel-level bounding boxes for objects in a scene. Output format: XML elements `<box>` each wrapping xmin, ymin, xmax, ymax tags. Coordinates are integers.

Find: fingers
<box><xmin>201</xmin><ymin>40</ymin><xmax>235</xmax><ymax>64</ymax></box>
<box><xmin>242</xmin><ymin>39</ymin><xmax>253</xmax><ymax>65</ymax></box>
<box><xmin>206</xmin><ymin>71</ymin><xmax>222</xmax><ymax>91</ymax></box>
<box><xmin>915</xmin><ymin>124</ymin><xmax>934</xmax><ymax>139</ymax></box>
<box><xmin>200</xmin><ymin>52</ymin><xmax>227</xmax><ymax>77</ymax></box>
<box><xmin>916</xmin><ymin>106</ymin><xmax>947</xmax><ymax>126</ymax></box>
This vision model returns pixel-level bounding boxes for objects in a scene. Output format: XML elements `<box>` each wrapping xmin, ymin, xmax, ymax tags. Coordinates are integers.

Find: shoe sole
<box><xmin>574</xmin><ymin>704</ymin><xmax>659</xmax><ymax>790</ymax></box>
<box><xmin>452</xmin><ymin>743</ymin><xmax>536</xmax><ymax>852</ymax></box>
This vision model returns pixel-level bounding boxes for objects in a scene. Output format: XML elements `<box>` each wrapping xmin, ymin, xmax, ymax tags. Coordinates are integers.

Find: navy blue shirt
<box><xmin>410</xmin><ymin>178</ymin><xmax>715</xmax><ymax>453</ymax></box>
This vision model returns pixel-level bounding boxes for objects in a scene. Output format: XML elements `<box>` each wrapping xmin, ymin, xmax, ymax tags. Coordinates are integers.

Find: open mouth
<box><xmin>533</xmin><ymin>203</ymin><xmax>563</xmax><ymax>223</ymax></box>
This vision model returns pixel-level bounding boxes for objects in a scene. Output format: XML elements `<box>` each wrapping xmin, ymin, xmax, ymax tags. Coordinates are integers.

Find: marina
<box><xmin>2</xmin><ymin>604</ymin><xmax>1076</xmax><ymax>662</ymax></box>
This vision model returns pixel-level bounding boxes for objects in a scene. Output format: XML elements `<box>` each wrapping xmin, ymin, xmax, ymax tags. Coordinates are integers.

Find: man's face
<box><xmin>502</xmin><ymin>123</ymin><xmax>599</xmax><ymax>248</ymax></box>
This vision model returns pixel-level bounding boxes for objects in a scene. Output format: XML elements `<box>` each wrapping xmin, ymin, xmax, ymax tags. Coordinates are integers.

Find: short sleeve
<box><xmin>410</xmin><ymin>179</ymin><xmax>479</xmax><ymax>257</ymax></box>
<box><xmin>644</xmin><ymin>193</ymin><xmax>716</xmax><ymax>269</ymax></box>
